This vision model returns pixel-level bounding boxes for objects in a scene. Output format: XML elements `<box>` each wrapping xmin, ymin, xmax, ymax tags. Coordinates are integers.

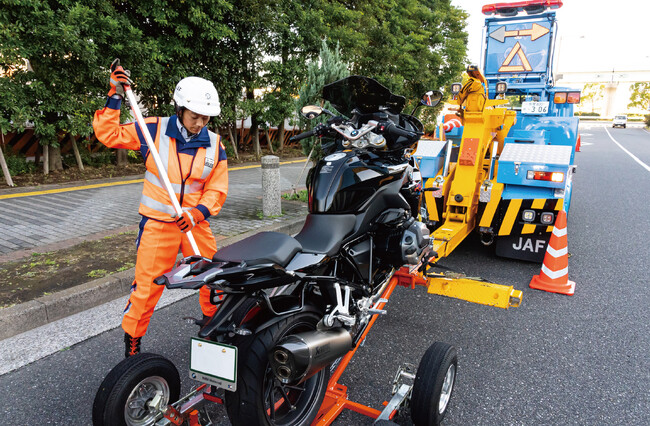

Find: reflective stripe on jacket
<box><xmin>93</xmin><ymin>98</ymin><xmax>228</xmax><ymax>222</ymax></box>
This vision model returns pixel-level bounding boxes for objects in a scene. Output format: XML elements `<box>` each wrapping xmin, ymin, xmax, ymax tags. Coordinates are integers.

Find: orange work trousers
<box><xmin>122</xmin><ymin>218</ymin><xmax>218</xmax><ymax>338</ymax></box>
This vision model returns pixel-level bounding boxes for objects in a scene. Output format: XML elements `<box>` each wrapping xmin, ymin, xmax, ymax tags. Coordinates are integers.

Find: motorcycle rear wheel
<box><xmin>225</xmin><ymin>311</ymin><xmax>330</xmax><ymax>426</ymax></box>
<box><xmin>92</xmin><ymin>353</ymin><xmax>181</xmax><ymax>426</ymax></box>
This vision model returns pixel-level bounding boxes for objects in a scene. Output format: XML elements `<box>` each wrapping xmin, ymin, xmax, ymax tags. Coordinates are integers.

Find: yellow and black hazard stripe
<box><xmin>479</xmin><ymin>197</ymin><xmax>564</xmax><ymax>236</ymax></box>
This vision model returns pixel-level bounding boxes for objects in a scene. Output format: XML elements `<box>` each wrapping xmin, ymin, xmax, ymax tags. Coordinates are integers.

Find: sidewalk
<box><xmin>0</xmin><ymin>159</ymin><xmax>311</xmax><ymax>340</ymax></box>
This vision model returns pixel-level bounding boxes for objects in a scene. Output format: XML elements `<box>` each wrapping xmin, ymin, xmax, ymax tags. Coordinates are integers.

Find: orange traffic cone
<box><xmin>529</xmin><ymin>210</ymin><xmax>575</xmax><ymax>295</ymax></box>
<box><xmin>575</xmin><ymin>134</ymin><xmax>581</xmax><ymax>152</ymax></box>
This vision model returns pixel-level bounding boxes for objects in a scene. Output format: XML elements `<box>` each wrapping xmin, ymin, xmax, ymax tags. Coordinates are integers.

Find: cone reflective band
<box><xmin>443</xmin><ymin>118</ymin><xmax>462</xmax><ymax>133</ymax></box>
<box><xmin>124</xmin><ymin>87</ymin><xmax>201</xmax><ymax>256</ymax></box>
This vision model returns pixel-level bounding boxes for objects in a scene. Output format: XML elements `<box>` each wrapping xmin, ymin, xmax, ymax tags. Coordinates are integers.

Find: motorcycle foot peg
<box><xmin>183</xmin><ymin>316</ymin><xmax>209</xmax><ymax>326</ymax></box>
<box><xmin>368</xmin><ymin>308</ymin><xmax>387</xmax><ymax>315</ymax></box>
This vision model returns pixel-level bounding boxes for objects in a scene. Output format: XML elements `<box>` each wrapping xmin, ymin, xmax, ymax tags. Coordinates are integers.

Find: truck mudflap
<box><xmin>495</xmin><ymin>233</ymin><xmax>550</xmax><ymax>262</ymax></box>
<box><xmin>479</xmin><ymin>197</ymin><xmax>564</xmax><ymax>262</ymax></box>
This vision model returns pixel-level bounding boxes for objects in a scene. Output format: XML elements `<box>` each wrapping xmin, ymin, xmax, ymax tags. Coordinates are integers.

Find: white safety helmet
<box><xmin>173</xmin><ymin>76</ymin><xmax>221</xmax><ymax>117</ymax></box>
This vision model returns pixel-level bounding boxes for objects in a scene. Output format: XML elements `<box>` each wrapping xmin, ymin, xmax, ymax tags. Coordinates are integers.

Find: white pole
<box><xmin>124</xmin><ymin>87</ymin><xmax>201</xmax><ymax>256</ymax></box>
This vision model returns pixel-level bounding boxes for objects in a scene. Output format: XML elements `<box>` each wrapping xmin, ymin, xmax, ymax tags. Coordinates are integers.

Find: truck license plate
<box><xmin>189</xmin><ymin>338</ymin><xmax>238</xmax><ymax>391</ymax></box>
<box><xmin>521</xmin><ymin>101</ymin><xmax>549</xmax><ymax>114</ymax></box>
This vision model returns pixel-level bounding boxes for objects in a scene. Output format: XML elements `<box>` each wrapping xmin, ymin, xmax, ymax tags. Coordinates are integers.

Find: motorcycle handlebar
<box><xmin>290</xmin><ymin>123</ymin><xmax>327</xmax><ymax>142</ymax></box>
<box><xmin>382</xmin><ymin>122</ymin><xmax>418</xmax><ymax>139</ymax></box>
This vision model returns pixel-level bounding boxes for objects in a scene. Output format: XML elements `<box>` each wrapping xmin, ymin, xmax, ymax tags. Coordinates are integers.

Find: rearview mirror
<box><xmin>301</xmin><ymin>105</ymin><xmax>323</xmax><ymax>119</ymax></box>
<box><xmin>420</xmin><ymin>91</ymin><xmax>443</xmax><ymax>108</ymax></box>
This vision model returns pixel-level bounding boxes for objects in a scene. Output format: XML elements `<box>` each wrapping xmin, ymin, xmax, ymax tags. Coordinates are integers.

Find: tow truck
<box><xmin>415</xmin><ymin>0</ymin><xmax>580</xmax><ymax>264</ymax></box>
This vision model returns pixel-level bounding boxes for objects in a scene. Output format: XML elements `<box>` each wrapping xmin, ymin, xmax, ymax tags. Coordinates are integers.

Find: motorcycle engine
<box><xmin>376</xmin><ymin>211</ymin><xmax>432</xmax><ymax>266</ymax></box>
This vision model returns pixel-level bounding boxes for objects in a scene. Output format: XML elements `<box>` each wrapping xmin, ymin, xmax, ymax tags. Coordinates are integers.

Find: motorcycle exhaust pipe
<box><xmin>269</xmin><ymin>328</ymin><xmax>353</xmax><ymax>384</ymax></box>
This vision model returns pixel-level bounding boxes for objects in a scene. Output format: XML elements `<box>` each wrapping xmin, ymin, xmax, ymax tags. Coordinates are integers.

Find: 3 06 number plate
<box><xmin>189</xmin><ymin>338</ymin><xmax>238</xmax><ymax>391</ymax></box>
<box><xmin>522</xmin><ymin>101</ymin><xmax>549</xmax><ymax>114</ymax></box>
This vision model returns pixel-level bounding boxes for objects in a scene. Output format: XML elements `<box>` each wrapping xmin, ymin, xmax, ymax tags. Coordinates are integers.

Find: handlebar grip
<box><xmin>385</xmin><ymin>122</ymin><xmax>417</xmax><ymax>139</ymax></box>
<box><xmin>289</xmin><ymin>127</ymin><xmax>317</xmax><ymax>142</ymax></box>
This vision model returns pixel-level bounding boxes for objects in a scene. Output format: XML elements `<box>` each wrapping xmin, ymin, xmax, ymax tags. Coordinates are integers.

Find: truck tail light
<box><xmin>554</xmin><ymin>92</ymin><xmax>567</xmax><ymax>104</ymax></box>
<box><xmin>540</xmin><ymin>212</ymin><xmax>555</xmax><ymax>225</ymax></box>
<box><xmin>522</xmin><ymin>210</ymin><xmax>536</xmax><ymax>222</ymax></box>
<box><xmin>527</xmin><ymin>171</ymin><xmax>564</xmax><ymax>182</ymax></box>
<box><xmin>567</xmin><ymin>92</ymin><xmax>581</xmax><ymax>103</ymax></box>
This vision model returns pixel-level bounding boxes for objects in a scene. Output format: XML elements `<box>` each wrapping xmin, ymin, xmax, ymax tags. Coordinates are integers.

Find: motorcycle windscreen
<box><xmin>322</xmin><ymin>75</ymin><xmax>406</xmax><ymax>116</ymax></box>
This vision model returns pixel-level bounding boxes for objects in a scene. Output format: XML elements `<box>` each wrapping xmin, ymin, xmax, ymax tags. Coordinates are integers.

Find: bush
<box><xmin>645</xmin><ymin>115</ymin><xmax>650</xmax><ymax>127</ymax></box>
<box><xmin>575</xmin><ymin>112</ymin><xmax>600</xmax><ymax>117</ymax></box>
<box><xmin>77</xmin><ymin>144</ymin><xmax>115</xmax><ymax>167</ymax></box>
<box><xmin>4</xmin><ymin>152</ymin><xmax>37</xmax><ymax>176</ymax></box>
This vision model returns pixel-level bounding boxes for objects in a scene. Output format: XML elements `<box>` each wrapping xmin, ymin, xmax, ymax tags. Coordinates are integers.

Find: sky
<box><xmin>450</xmin><ymin>0</ymin><xmax>650</xmax><ymax>73</ymax></box>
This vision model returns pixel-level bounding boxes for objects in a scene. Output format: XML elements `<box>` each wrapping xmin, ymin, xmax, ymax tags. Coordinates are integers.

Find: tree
<box><xmin>258</xmin><ymin>1</ymin><xmax>322</xmax><ymax>152</ymax></box>
<box><xmin>628</xmin><ymin>82</ymin><xmax>650</xmax><ymax>112</ymax></box>
<box><xmin>0</xmin><ymin>0</ymin><xmax>144</xmax><ymax>173</ymax></box>
<box><xmin>314</xmin><ymin>0</ymin><xmax>467</xmax><ymax>127</ymax></box>
<box><xmin>581</xmin><ymin>83</ymin><xmax>604</xmax><ymax>113</ymax></box>
<box><xmin>295</xmin><ymin>39</ymin><xmax>350</xmax><ymax>160</ymax></box>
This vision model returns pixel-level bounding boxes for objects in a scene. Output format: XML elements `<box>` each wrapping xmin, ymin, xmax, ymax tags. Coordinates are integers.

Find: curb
<box><xmin>0</xmin><ymin>216</ymin><xmax>307</xmax><ymax>341</ymax></box>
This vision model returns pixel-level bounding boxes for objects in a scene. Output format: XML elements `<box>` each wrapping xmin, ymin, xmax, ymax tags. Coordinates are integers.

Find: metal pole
<box><xmin>124</xmin><ymin>87</ymin><xmax>201</xmax><ymax>256</ymax></box>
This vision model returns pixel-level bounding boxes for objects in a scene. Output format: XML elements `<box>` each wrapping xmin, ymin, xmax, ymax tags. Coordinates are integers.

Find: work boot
<box><xmin>124</xmin><ymin>332</ymin><xmax>142</xmax><ymax>357</ymax></box>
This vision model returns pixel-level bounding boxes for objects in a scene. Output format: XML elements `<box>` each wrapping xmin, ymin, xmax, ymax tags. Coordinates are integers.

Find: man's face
<box><xmin>181</xmin><ymin>110</ymin><xmax>210</xmax><ymax>134</ymax></box>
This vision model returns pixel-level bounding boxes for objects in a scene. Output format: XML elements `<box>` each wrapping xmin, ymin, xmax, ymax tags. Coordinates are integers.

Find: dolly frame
<box><xmin>312</xmin><ymin>267</ymin><xmax>427</xmax><ymax>424</ymax></box>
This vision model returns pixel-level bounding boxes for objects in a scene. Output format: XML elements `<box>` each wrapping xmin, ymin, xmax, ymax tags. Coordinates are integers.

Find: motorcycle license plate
<box><xmin>189</xmin><ymin>338</ymin><xmax>238</xmax><ymax>391</ymax></box>
<box><xmin>521</xmin><ymin>101</ymin><xmax>549</xmax><ymax>115</ymax></box>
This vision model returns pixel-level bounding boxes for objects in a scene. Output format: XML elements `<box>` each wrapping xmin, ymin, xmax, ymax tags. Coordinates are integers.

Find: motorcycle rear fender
<box><xmin>252</xmin><ymin>300</ymin><xmax>324</xmax><ymax>337</ymax></box>
<box><xmin>199</xmin><ymin>292</ymin><xmax>324</xmax><ymax>340</ymax></box>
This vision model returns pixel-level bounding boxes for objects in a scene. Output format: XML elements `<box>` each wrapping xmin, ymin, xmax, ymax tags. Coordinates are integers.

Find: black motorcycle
<box><xmin>93</xmin><ymin>76</ymin><xmax>457</xmax><ymax>426</ymax></box>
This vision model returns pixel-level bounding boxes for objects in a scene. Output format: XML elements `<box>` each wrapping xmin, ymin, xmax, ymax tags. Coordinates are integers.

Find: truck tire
<box><xmin>410</xmin><ymin>342</ymin><xmax>458</xmax><ymax>425</ymax></box>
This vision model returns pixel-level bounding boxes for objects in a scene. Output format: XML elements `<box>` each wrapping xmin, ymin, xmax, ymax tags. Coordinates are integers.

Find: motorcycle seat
<box><xmin>295</xmin><ymin>214</ymin><xmax>357</xmax><ymax>256</ymax></box>
<box><xmin>212</xmin><ymin>231</ymin><xmax>302</xmax><ymax>268</ymax></box>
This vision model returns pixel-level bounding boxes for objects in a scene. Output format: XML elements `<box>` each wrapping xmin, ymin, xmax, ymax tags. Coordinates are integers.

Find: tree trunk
<box><xmin>278</xmin><ymin>120</ymin><xmax>285</xmax><ymax>151</ymax></box>
<box><xmin>116</xmin><ymin>149</ymin><xmax>129</xmax><ymax>167</ymax></box>
<box><xmin>227</xmin><ymin>124</ymin><xmax>239</xmax><ymax>160</ymax></box>
<box><xmin>252</xmin><ymin>123</ymin><xmax>261</xmax><ymax>158</ymax></box>
<box><xmin>48</xmin><ymin>145</ymin><xmax>63</xmax><ymax>172</ymax></box>
<box><xmin>0</xmin><ymin>133</ymin><xmax>15</xmax><ymax>187</ymax></box>
<box><xmin>43</xmin><ymin>144</ymin><xmax>49</xmax><ymax>175</ymax></box>
<box><xmin>70</xmin><ymin>135</ymin><xmax>84</xmax><ymax>171</ymax></box>
<box><xmin>265</xmin><ymin>130</ymin><xmax>274</xmax><ymax>154</ymax></box>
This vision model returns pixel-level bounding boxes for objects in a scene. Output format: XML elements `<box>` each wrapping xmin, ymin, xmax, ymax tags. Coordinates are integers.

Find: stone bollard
<box><xmin>261</xmin><ymin>155</ymin><xmax>281</xmax><ymax>217</ymax></box>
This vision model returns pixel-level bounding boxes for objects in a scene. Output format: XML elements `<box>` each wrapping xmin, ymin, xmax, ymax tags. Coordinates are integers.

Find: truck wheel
<box><xmin>93</xmin><ymin>353</ymin><xmax>180</xmax><ymax>426</ymax></box>
<box><xmin>410</xmin><ymin>342</ymin><xmax>458</xmax><ymax>426</ymax></box>
<box><xmin>224</xmin><ymin>311</ymin><xmax>330</xmax><ymax>426</ymax></box>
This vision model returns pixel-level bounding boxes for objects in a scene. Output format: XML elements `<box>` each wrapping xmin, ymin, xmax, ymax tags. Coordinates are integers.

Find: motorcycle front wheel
<box><xmin>92</xmin><ymin>353</ymin><xmax>181</xmax><ymax>426</ymax></box>
<box><xmin>225</xmin><ymin>311</ymin><xmax>330</xmax><ymax>426</ymax></box>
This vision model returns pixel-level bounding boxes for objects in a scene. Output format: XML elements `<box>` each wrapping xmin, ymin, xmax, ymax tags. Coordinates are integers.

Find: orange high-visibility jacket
<box><xmin>93</xmin><ymin>97</ymin><xmax>228</xmax><ymax>222</ymax></box>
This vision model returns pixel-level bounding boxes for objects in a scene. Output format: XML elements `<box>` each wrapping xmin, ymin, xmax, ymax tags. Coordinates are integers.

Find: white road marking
<box><xmin>604</xmin><ymin>127</ymin><xmax>650</xmax><ymax>173</ymax></box>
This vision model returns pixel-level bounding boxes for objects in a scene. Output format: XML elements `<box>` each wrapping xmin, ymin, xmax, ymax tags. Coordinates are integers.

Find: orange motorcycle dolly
<box><xmin>146</xmin><ymin>268</ymin><xmax>439</xmax><ymax>426</ymax></box>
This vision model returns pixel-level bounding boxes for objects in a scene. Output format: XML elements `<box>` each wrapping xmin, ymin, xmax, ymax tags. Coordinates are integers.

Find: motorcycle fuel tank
<box><xmin>307</xmin><ymin>151</ymin><xmax>403</xmax><ymax>214</ymax></box>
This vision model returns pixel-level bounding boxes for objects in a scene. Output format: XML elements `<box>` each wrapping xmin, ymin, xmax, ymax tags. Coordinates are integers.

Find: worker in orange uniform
<box><xmin>93</xmin><ymin>60</ymin><xmax>228</xmax><ymax>357</ymax></box>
